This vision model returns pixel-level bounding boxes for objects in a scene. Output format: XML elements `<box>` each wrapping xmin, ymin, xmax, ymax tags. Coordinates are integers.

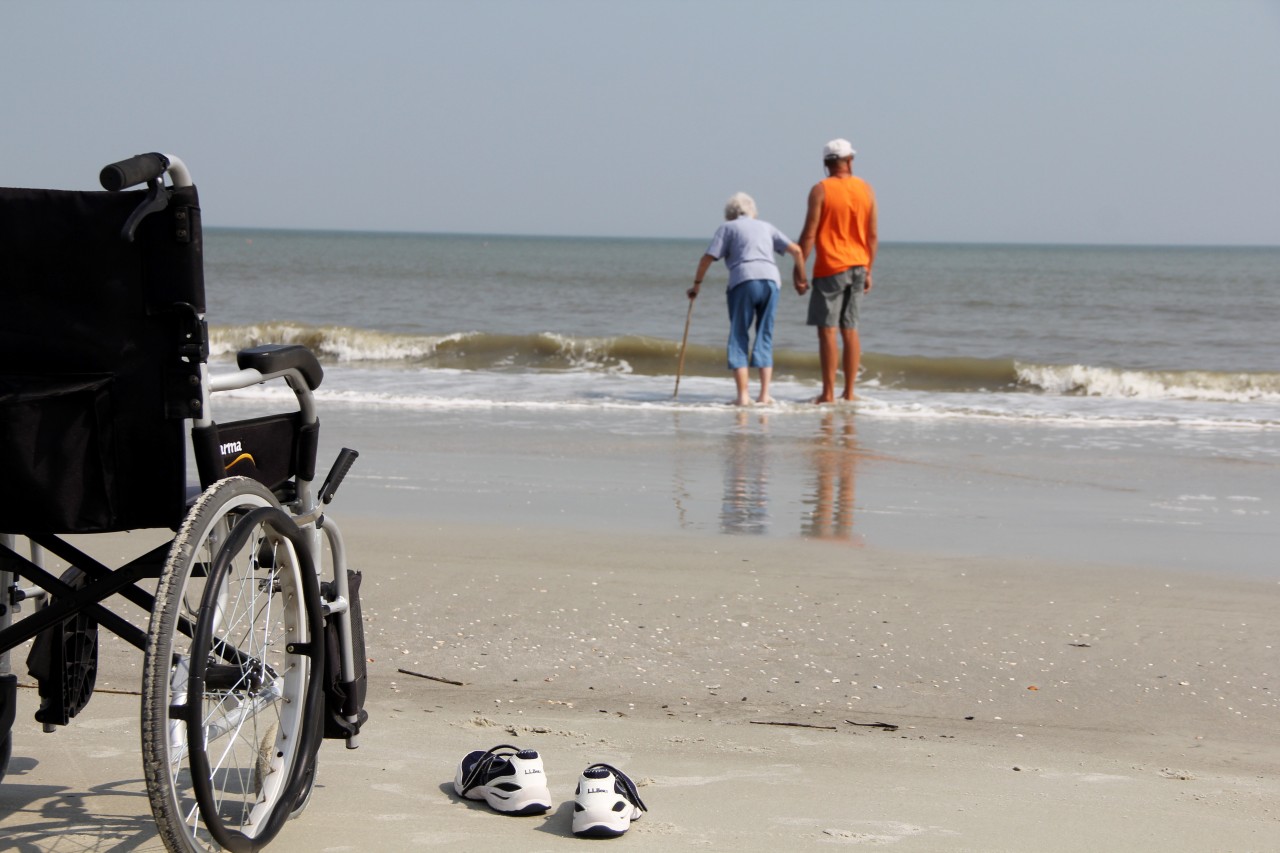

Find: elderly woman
<box><xmin>689</xmin><ymin>192</ymin><xmax>806</xmax><ymax>405</ymax></box>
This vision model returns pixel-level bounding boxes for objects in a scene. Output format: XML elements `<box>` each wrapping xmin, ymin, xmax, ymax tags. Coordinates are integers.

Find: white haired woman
<box><xmin>689</xmin><ymin>192</ymin><xmax>806</xmax><ymax>405</ymax></box>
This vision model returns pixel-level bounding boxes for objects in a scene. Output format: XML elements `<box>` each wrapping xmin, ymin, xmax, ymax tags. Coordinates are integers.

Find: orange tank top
<box><xmin>814</xmin><ymin>176</ymin><xmax>876</xmax><ymax>278</ymax></box>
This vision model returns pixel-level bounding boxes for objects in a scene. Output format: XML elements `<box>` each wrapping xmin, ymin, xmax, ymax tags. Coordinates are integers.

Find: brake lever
<box><xmin>120</xmin><ymin>178</ymin><xmax>169</xmax><ymax>242</ymax></box>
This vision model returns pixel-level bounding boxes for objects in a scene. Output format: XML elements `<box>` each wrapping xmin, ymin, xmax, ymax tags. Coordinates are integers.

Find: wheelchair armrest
<box><xmin>236</xmin><ymin>344</ymin><xmax>324</xmax><ymax>390</ymax></box>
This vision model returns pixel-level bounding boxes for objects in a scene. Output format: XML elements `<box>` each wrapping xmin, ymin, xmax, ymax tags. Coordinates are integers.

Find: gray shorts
<box><xmin>806</xmin><ymin>266</ymin><xmax>866</xmax><ymax>328</ymax></box>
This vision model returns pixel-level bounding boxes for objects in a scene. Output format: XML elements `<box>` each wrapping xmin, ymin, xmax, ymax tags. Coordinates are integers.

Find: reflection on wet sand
<box><xmin>720</xmin><ymin>410</ymin><xmax>770</xmax><ymax>534</ymax></box>
<box><xmin>688</xmin><ymin>408</ymin><xmax>867</xmax><ymax>540</ymax></box>
<box><xmin>802</xmin><ymin>410</ymin><xmax>863</xmax><ymax>544</ymax></box>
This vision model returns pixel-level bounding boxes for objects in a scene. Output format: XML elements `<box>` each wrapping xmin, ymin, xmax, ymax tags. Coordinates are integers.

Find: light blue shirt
<box><xmin>704</xmin><ymin>217</ymin><xmax>792</xmax><ymax>289</ymax></box>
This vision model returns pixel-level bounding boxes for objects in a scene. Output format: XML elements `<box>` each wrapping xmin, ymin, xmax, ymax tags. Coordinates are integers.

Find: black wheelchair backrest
<box><xmin>0</xmin><ymin>182</ymin><xmax>206</xmax><ymax>533</ymax></box>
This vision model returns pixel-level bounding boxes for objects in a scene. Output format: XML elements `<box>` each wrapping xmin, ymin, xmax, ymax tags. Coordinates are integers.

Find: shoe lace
<box><xmin>460</xmin><ymin>743</ymin><xmax>524</xmax><ymax>794</ymax></box>
<box><xmin>582</xmin><ymin>762</ymin><xmax>647</xmax><ymax>812</ymax></box>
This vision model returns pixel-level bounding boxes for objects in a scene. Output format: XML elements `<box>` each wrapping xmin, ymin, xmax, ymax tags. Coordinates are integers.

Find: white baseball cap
<box><xmin>822</xmin><ymin>138</ymin><xmax>856</xmax><ymax>160</ymax></box>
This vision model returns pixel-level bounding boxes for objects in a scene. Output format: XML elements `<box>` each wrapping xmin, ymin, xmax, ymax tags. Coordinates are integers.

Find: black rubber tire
<box><xmin>0</xmin><ymin>729</ymin><xmax>11</xmax><ymax>782</ymax></box>
<box><xmin>141</xmin><ymin>478</ymin><xmax>320</xmax><ymax>852</ymax></box>
<box><xmin>288</xmin><ymin>673</ymin><xmax>329</xmax><ymax>821</ymax></box>
<box><xmin>185</xmin><ymin>504</ymin><xmax>322</xmax><ymax>850</ymax></box>
<box><xmin>0</xmin><ymin>672</ymin><xmax>15</xmax><ymax>783</ymax></box>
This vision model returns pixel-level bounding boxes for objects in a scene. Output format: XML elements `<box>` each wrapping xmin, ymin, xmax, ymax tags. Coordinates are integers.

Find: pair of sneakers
<box><xmin>452</xmin><ymin>744</ymin><xmax>647</xmax><ymax>838</ymax></box>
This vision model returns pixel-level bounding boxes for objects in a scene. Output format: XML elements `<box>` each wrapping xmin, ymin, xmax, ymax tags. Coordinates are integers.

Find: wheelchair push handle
<box><xmin>100</xmin><ymin>153</ymin><xmax>168</xmax><ymax>191</ymax></box>
<box><xmin>100</xmin><ymin>152</ymin><xmax>193</xmax><ymax>191</ymax></box>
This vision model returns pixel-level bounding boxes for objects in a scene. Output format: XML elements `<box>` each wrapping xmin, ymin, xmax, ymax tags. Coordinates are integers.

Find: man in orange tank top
<box><xmin>795</xmin><ymin>138</ymin><xmax>878</xmax><ymax>403</ymax></box>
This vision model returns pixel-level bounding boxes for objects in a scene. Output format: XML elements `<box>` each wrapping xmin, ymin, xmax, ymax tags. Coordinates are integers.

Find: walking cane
<box><xmin>673</xmin><ymin>295</ymin><xmax>695</xmax><ymax>399</ymax></box>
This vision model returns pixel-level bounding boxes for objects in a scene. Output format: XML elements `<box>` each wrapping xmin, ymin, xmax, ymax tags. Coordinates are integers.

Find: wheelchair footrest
<box><xmin>321</xmin><ymin>570</ymin><xmax>367</xmax><ymax>740</ymax></box>
<box><xmin>25</xmin><ymin>567</ymin><xmax>99</xmax><ymax>728</ymax></box>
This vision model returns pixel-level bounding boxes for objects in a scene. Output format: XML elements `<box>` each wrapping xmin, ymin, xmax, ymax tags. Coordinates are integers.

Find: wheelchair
<box><xmin>0</xmin><ymin>153</ymin><xmax>368</xmax><ymax>852</ymax></box>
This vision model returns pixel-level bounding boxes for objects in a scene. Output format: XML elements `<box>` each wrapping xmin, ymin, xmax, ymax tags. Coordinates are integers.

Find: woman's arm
<box><xmin>689</xmin><ymin>253</ymin><xmax>716</xmax><ymax>299</ymax></box>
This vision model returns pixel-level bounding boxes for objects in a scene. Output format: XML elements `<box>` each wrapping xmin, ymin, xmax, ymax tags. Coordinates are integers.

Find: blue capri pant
<box><xmin>725</xmin><ymin>279</ymin><xmax>779</xmax><ymax>370</ymax></box>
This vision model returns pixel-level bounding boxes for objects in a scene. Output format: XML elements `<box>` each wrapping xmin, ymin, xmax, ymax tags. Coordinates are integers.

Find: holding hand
<box><xmin>793</xmin><ymin>266</ymin><xmax>809</xmax><ymax>295</ymax></box>
<box><xmin>788</xmin><ymin>242</ymin><xmax>809</xmax><ymax>295</ymax></box>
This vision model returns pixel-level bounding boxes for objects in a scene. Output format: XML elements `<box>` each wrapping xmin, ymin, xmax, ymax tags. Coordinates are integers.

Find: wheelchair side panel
<box><xmin>200</xmin><ymin>411</ymin><xmax>319</xmax><ymax>493</ymax></box>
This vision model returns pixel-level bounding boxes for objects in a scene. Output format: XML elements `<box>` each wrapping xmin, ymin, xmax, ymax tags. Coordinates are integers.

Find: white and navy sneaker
<box><xmin>572</xmin><ymin>763</ymin><xmax>648</xmax><ymax>838</ymax></box>
<box><xmin>453</xmin><ymin>744</ymin><xmax>552</xmax><ymax>816</ymax></box>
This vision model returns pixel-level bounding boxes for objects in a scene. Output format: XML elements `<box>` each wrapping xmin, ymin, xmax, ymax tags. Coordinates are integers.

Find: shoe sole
<box><xmin>572</xmin><ymin>803</ymin><xmax>638</xmax><ymax>836</ymax></box>
<box><xmin>455</xmin><ymin>781</ymin><xmax>552</xmax><ymax>816</ymax></box>
<box><xmin>573</xmin><ymin>822</ymin><xmax>630</xmax><ymax>838</ymax></box>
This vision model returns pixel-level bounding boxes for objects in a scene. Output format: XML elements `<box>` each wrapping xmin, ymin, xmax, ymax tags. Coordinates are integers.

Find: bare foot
<box><xmin>756</xmin><ymin>396</ymin><xmax>776</xmax><ymax>406</ymax></box>
<box><xmin>734</xmin><ymin>396</ymin><xmax>752</xmax><ymax>407</ymax></box>
<box><xmin>812</xmin><ymin>394</ymin><xmax>835</xmax><ymax>405</ymax></box>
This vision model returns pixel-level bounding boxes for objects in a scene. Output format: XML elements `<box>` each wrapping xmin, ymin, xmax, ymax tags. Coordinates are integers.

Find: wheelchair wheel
<box><xmin>0</xmin><ymin>730</ymin><xmax>10</xmax><ymax>782</ymax></box>
<box><xmin>141</xmin><ymin>478</ymin><xmax>323</xmax><ymax>853</ymax></box>
<box><xmin>288</xmin><ymin>682</ymin><xmax>328</xmax><ymax>819</ymax></box>
<box><xmin>1</xmin><ymin>672</ymin><xmax>15</xmax><ymax>782</ymax></box>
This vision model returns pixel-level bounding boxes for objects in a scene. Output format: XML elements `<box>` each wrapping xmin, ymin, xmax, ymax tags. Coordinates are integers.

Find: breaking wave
<box><xmin>209</xmin><ymin>323</ymin><xmax>1280</xmax><ymax>403</ymax></box>
<box><xmin>1014</xmin><ymin>363</ymin><xmax>1280</xmax><ymax>403</ymax></box>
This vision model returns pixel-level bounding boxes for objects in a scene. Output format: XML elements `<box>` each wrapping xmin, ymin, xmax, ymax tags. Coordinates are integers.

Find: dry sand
<box><xmin>2</xmin><ymin>519</ymin><xmax>1278</xmax><ymax>851</ymax></box>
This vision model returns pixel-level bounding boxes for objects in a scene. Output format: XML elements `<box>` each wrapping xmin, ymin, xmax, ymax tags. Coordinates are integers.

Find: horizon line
<box><xmin>202</xmin><ymin>225</ymin><xmax>1280</xmax><ymax>251</ymax></box>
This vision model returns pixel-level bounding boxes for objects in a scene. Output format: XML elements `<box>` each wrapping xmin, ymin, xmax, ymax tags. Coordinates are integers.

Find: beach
<box><xmin>3</xmin><ymin>233</ymin><xmax>1278</xmax><ymax>850</ymax></box>
<box><xmin>4</xmin><ymin>1</ymin><xmax>1279</xmax><ymax>846</ymax></box>
<box><xmin>2</xmin><ymin>401</ymin><xmax>1277</xmax><ymax>852</ymax></box>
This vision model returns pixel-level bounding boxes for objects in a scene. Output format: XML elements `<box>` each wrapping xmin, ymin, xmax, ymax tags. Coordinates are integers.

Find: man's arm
<box><xmin>785</xmin><ymin>242</ymin><xmax>807</xmax><ymax>294</ymax></box>
<box><xmin>864</xmin><ymin>199</ymin><xmax>878</xmax><ymax>292</ymax></box>
<box><xmin>795</xmin><ymin>182</ymin><xmax>824</xmax><ymax>292</ymax></box>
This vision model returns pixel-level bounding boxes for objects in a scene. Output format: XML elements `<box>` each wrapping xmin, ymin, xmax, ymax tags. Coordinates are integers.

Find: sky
<box><xmin>1</xmin><ymin>0</ymin><xmax>1277</xmax><ymax>245</ymax></box>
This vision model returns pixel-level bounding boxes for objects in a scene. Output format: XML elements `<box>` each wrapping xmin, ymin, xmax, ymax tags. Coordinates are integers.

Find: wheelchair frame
<box><xmin>0</xmin><ymin>153</ymin><xmax>366</xmax><ymax>852</ymax></box>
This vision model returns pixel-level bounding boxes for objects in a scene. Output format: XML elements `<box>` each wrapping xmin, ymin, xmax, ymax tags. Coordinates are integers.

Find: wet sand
<box><xmin>3</xmin><ymin>399</ymin><xmax>1278</xmax><ymax>849</ymax></box>
<box><xmin>325</xmin><ymin>402</ymin><xmax>1279</xmax><ymax>578</ymax></box>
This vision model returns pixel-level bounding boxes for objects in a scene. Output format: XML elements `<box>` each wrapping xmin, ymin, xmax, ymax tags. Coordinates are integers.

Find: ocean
<box><xmin>202</xmin><ymin>230</ymin><xmax>1279</xmax><ymax>575</ymax></box>
<box><xmin>205</xmin><ymin>230</ymin><xmax>1280</xmax><ymax>430</ymax></box>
